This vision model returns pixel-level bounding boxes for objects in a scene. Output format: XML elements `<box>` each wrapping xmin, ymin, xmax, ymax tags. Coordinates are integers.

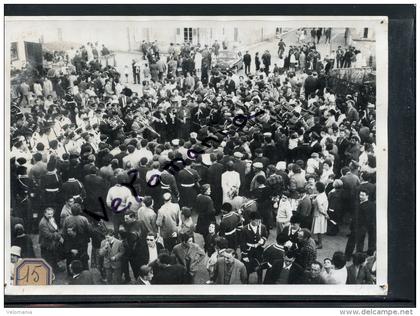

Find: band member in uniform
<box><xmin>219</xmin><ymin>203</ymin><xmax>242</xmax><ymax>250</ymax></box>
<box><xmin>262</xmin><ymin>233</ymin><xmax>287</xmax><ymax>284</ymax></box>
<box><xmin>177</xmin><ymin>159</ymin><xmax>200</xmax><ymax>208</ymax></box>
<box><xmin>159</xmin><ymin>166</ymin><xmax>180</xmax><ymax>204</ymax></box>
<box><xmin>40</xmin><ymin>157</ymin><xmax>62</xmax><ymax>225</ymax></box>
<box><xmin>240</xmin><ymin>211</ymin><xmax>268</xmax><ymax>283</ymax></box>
<box><xmin>14</xmin><ymin>159</ymin><xmax>37</xmax><ymax>232</ymax></box>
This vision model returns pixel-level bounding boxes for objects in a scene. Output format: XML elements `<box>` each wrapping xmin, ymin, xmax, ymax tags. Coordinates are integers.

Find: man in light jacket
<box><xmin>99</xmin><ymin>229</ymin><xmax>125</xmax><ymax>284</ymax></box>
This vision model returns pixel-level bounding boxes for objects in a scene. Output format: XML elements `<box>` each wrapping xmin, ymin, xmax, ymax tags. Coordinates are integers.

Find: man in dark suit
<box><xmin>302</xmin><ymin>261</ymin><xmax>325</xmax><ymax>284</ymax></box>
<box><xmin>152</xmin><ymin>253</ymin><xmax>190</xmax><ymax>284</ymax></box>
<box><xmin>69</xmin><ymin>260</ymin><xmax>96</xmax><ymax>285</ymax></box>
<box><xmin>83</xmin><ymin>166</ymin><xmax>108</xmax><ymax>217</ymax></box>
<box><xmin>277</xmin><ymin>252</ymin><xmax>305</xmax><ymax>284</ymax></box>
<box><xmin>345</xmin><ymin>189</ymin><xmax>376</xmax><ymax>260</ymax></box>
<box><xmin>243</xmin><ymin>51</ymin><xmax>251</xmax><ymax>75</ymax></box>
<box><xmin>336</xmin><ymin>129</ymin><xmax>351</xmax><ymax>169</ymax></box>
<box><xmin>139</xmin><ymin>232</ymin><xmax>165</xmax><ymax>268</ymax></box>
<box><xmin>137</xmin><ymin>157</ymin><xmax>150</xmax><ymax>195</ymax></box>
<box><xmin>120</xmin><ymin>210</ymin><xmax>142</xmax><ymax>282</ymax></box>
<box><xmin>296</xmin><ymin>187</ymin><xmax>313</xmax><ymax>229</ymax></box>
<box><xmin>194</xmin><ymin>184</ymin><xmax>216</xmax><ymax>237</ymax></box>
<box><xmin>206</xmin><ymin>153</ymin><xmax>225</xmax><ymax>213</ymax></box>
<box><xmin>359</xmin><ymin>172</ymin><xmax>376</xmax><ymax>201</ymax></box>
<box><xmin>303</xmin><ymin>72</ymin><xmax>319</xmax><ymax>99</ymax></box>
<box><xmin>341</xmin><ymin>165</ymin><xmax>360</xmax><ymax>219</ymax></box>
<box><xmin>232</xmin><ymin>152</ymin><xmax>247</xmax><ymax>195</ymax></box>
<box><xmin>136</xmin><ymin>265</ymin><xmax>154</xmax><ymax>285</ymax></box>
<box><xmin>12</xmin><ymin>224</ymin><xmax>35</xmax><ymax>258</ymax></box>
<box><xmin>346</xmin><ymin>252</ymin><xmax>369</xmax><ymax>284</ymax></box>
<box><xmin>261</xmin><ymin>50</ymin><xmax>271</xmax><ymax>75</ymax></box>
<box><xmin>224</xmin><ymin>72</ymin><xmax>236</xmax><ymax>95</ymax></box>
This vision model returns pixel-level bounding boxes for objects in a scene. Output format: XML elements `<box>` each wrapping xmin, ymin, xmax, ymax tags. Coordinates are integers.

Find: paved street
<box><xmin>111</xmin><ymin>27</ymin><xmax>375</xmax><ymax>97</ymax></box>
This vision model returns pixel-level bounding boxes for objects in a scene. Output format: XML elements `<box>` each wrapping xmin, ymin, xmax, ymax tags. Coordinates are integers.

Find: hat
<box><xmin>276</xmin><ymin>161</ymin><xmax>287</xmax><ymax>171</ymax></box>
<box><xmin>190</xmin><ymin>132</ymin><xmax>198</xmax><ymax>139</ymax></box>
<box><xmin>11</xmin><ymin>246</ymin><xmax>21</xmax><ymax>257</ymax></box>
<box><xmin>171</xmin><ymin>139</ymin><xmax>180</xmax><ymax>146</ymax></box>
<box><xmin>201</xmin><ymin>153</ymin><xmax>212</xmax><ymax>166</ymax></box>
<box><xmin>263</xmin><ymin>132</ymin><xmax>272</xmax><ymax>138</ymax></box>
<box><xmin>16</xmin><ymin>157</ymin><xmax>27</xmax><ymax>165</ymax></box>
<box><xmin>253</xmin><ymin>162</ymin><xmax>263</xmax><ymax>169</ymax></box>
<box><xmin>163</xmin><ymin>192</ymin><xmax>172</xmax><ymax>201</ymax></box>
<box><xmin>233</xmin><ymin>152</ymin><xmax>244</xmax><ymax>158</ymax></box>
<box><xmin>249</xmin><ymin>211</ymin><xmax>261</xmax><ymax>221</ymax></box>
<box><xmin>311</xmin><ymin>152</ymin><xmax>319</xmax><ymax>158</ymax></box>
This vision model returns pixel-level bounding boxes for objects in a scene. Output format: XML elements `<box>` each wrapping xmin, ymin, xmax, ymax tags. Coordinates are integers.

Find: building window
<box><xmin>363</xmin><ymin>28</ymin><xmax>369</xmax><ymax>38</ymax></box>
<box><xmin>234</xmin><ymin>27</ymin><xmax>238</xmax><ymax>42</ymax></box>
<box><xmin>184</xmin><ymin>27</ymin><xmax>192</xmax><ymax>43</ymax></box>
<box><xmin>11</xmin><ymin>42</ymin><xmax>18</xmax><ymax>61</ymax></box>
<box><xmin>210</xmin><ymin>28</ymin><xmax>213</xmax><ymax>39</ymax></box>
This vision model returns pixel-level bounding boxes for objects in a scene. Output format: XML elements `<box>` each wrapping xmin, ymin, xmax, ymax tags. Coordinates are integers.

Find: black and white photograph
<box><xmin>5</xmin><ymin>12</ymin><xmax>391</xmax><ymax>298</ymax></box>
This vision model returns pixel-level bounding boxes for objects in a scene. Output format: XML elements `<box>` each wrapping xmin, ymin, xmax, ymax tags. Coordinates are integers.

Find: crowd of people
<box><xmin>10</xmin><ymin>32</ymin><xmax>377</xmax><ymax>286</ymax></box>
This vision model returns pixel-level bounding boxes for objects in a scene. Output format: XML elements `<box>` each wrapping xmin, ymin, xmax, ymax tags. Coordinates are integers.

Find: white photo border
<box><xmin>4</xmin><ymin>15</ymin><xmax>388</xmax><ymax>296</ymax></box>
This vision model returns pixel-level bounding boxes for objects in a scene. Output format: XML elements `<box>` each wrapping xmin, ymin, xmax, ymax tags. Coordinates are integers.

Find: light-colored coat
<box><xmin>99</xmin><ymin>238</ymin><xmax>125</xmax><ymax>269</ymax></box>
<box><xmin>213</xmin><ymin>257</ymin><xmax>247</xmax><ymax>284</ymax></box>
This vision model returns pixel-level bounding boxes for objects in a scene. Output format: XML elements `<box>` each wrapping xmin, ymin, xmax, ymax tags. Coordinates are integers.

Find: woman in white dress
<box><xmin>311</xmin><ymin>181</ymin><xmax>329</xmax><ymax>249</ymax></box>
<box><xmin>275</xmin><ymin>192</ymin><xmax>293</xmax><ymax>235</ymax></box>
<box><xmin>221</xmin><ymin>161</ymin><xmax>241</xmax><ymax>204</ymax></box>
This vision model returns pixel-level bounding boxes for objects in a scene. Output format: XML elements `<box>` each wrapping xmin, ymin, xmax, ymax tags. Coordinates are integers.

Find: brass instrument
<box><xmin>135</xmin><ymin>115</ymin><xmax>160</xmax><ymax>137</ymax></box>
<box><xmin>109</xmin><ymin>115</ymin><xmax>126</xmax><ymax>130</ymax></box>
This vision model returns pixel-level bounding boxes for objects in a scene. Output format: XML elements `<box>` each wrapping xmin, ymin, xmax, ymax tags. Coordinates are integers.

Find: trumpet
<box><xmin>136</xmin><ymin>115</ymin><xmax>160</xmax><ymax>137</ymax></box>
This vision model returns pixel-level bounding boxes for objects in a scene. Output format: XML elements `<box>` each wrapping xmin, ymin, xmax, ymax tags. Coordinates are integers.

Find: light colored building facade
<box><xmin>130</xmin><ymin>20</ymin><xmax>284</xmax><ymax>52</ymax></box>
